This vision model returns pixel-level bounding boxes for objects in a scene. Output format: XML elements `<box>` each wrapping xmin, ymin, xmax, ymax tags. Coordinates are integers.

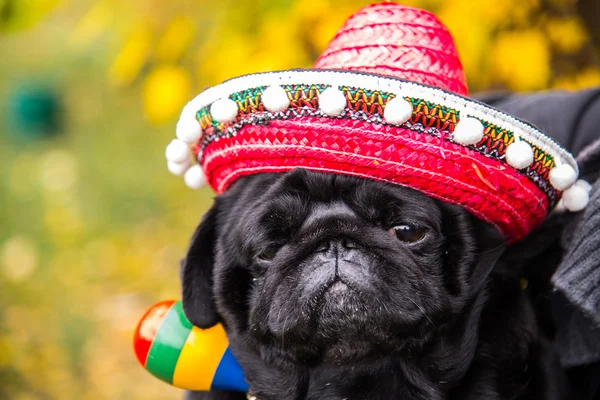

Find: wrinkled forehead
<box><xmin>233</xmin><ymin>170</ymin><xmax>443</xmax><ymax>227</ymax></box>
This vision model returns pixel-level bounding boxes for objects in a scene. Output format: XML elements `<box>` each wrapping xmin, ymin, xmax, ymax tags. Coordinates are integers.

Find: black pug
<box><xmin>182</xmin><ymin>168</ymin><xmax>571</xmax><ymax>400</ymax></box>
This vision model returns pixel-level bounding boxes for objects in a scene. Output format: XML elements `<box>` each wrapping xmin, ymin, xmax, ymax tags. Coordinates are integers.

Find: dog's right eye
<box><xmin>257</xmin><ymin>246</ymin><xmax>278</xmax><ymax>261</ymax></box>
<box><xmin>389</xmin><ymin>224</ymin><xmax>425</xmax><ymax>243</ymax></box>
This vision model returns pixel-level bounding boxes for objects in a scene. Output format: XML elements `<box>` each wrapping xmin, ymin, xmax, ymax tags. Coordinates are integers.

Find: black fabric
<box><xmin>477</xmin><ymin>89</ymin><xmax>600</xmax><ymax>400</ymax></box>
<box><xmin>552</xmin><ymin>172</ymin><xmax>600</xmax><ymax>367</ymax></box>
<box><xmin>476</xmin><ymin>88</ymin><xmax>600</xmax><ymax>155</ymax></box>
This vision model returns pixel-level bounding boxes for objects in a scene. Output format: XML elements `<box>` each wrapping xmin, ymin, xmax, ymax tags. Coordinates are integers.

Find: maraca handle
<box><xmin>134</xmin><ymin>300</ymin><xmax>248</xmax><ymax>392</ymax></box>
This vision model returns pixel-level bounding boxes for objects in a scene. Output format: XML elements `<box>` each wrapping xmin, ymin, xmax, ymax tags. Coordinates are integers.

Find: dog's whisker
<box><xmin>476</xmin><ymin>242</ymin><xmax>508</xmax><ymax>256</ymax></box>
<box><xmin>408</xmin><ymin>297</ymin><xmax>436</xmax><ymax>329</ymax></box>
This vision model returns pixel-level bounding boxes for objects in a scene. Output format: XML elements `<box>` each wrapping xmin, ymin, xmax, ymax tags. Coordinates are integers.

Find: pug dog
<box><xmin>181</xmin><ymin>169</ymin><xmax>571</xmax><ymax>400</ymax></box>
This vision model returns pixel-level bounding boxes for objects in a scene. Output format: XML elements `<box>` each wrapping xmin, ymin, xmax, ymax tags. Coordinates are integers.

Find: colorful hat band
<box><xmin>167</xmin><ymin>70</ymin><xmax>581</xmax><ymax>241</ymax></box>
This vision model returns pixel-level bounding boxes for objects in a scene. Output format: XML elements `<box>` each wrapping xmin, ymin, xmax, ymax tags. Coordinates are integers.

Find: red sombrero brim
<box><xmin>169</xmin><ymin>69</ymin><xmax>581</xmax><ymax>242</ymax></box>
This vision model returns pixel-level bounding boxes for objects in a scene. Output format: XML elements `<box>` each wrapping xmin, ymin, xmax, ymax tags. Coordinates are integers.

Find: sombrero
<box><xmin>165</xmin><ymin>2</ymin><xmax>590</xmax><ymax>242</ymax></box>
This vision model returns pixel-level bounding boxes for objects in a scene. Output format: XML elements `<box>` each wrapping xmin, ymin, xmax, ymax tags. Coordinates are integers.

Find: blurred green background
<box><xmin>0</xmin><ymin>0</ymin><xmax>599</xmax><ymax>398</ymax></box>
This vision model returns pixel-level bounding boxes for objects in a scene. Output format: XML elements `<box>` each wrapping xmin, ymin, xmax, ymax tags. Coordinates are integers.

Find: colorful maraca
<box><xmin>133</xmin><ymin>300</ymin><xmax>248</xmax><ymax>392</ymax></box>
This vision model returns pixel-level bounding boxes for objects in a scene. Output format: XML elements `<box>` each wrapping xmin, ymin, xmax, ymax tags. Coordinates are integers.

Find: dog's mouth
<box><xmin>328</xmin><ymin>280</ymin><xmax>349</xmax><ymax>293</ymax></box>
<box><xmin>306</xmin><ymin>277</ymin><xmax>374</xmax><ymax>334</ymax></box>
<box><xmin>309</xmin><ymin>277</ymin><xmax>354</xmax><ymax>311</ymax></box>
<box><xmin>262</xmin><ymin>273</ymin><xmax>434</xmax><ymax>363</ymax></box>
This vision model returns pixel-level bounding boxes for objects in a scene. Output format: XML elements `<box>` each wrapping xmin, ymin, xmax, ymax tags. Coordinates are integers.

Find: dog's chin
<box><xmin>314</xmin><ymin>280</ymin><xmax>378</xmax><ymax>332</ymax></box>
<box><xmin>261</xmin><ymin>281</ymin><xmax>427</xmax><ymax>364</ymax></box>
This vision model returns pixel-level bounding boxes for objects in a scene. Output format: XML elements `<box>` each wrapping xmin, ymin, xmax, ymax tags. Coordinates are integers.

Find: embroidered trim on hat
<box><xmin>182</xmin><ymin>71</ymin><xmax>575</xmax><ymax>164</ymax></box>
<box><xmin>184</xmin><ymin>76</ymin><xmax>565</xmax><ymax>206</ymax></box>
<box><xmin>167</xmin><ymin>70</ymin><xmax>584</xmax><ymax>240</ymax></box>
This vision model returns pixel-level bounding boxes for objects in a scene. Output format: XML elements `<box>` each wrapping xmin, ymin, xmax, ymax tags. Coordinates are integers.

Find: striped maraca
<box><xmin>133</xmin><ymin>300</ymin><xmax>249</xmax><ymax>392</ymax></box>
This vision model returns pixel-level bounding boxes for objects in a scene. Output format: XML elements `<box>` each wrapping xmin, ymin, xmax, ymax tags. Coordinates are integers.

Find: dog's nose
<box><xmin>341</xmin><ymin>238</ymin><xmax>358</xmax><ymax>249</ymax></box>
<box><xmin>316</xmin><ymin>241</ymin><xmax>331</xmax><ymax>252</ymax></box>
<box><xmin>306</xmin><ymin>238</ymin><xmax>370</xmax><ymax>289</ymax></box>
<box><xmin>316</xmin><ymin>238</ymin><xmax>358</xmax><ymax>253</ymax></box>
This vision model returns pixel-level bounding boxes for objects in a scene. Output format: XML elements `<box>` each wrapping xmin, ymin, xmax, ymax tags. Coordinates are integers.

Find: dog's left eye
<box><xmin>257</xmin><ymin>246</ymin><xmax>279</xmax><ymax>261</ymax></box>
<box><xmin>389</xmin><ymin>224</ymin><xmax>425</xmax><ymax>243</ymax></box>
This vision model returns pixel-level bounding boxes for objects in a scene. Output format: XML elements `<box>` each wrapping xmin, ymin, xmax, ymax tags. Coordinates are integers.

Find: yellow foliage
<box><xmin>252</xmin><ymin>13</ymin><xmax>312</xmax><ymax>70</ymax></box>
<box><xmin>196</xmin><ymin>29</ymin><xmax>255</xmax><ymax>85</ymax></box>
<box><xmin>553</xmin><ymin>67</ymin><xmax>600</xmax><ymax>90</ymax></box>
<box><xmin>70</xmin><ymin>1</ymin><xmax>113</xmax><ymax>48</ymax></box>
<box><xmin>142</xmin><ymin>64</ymin><xmax>192</xmax><ymax>124</ymax></box>
<box><xmin>478</xmin><ymin>0</ymin><xmax>540</xmax><ymax>27</ymax></box>
<box><xmin>438</xmin><ymin>0</ymin><xmax>492</xmax><ymax>90</ymax></box>
<box><xmin>573</xmin><ymin>68</ymin><xmax>600</xmax><ymax>87</ymax></box>
<box><xmin>0</xmin><ymin>0</ymin><xmax>61</xmax><ymax>31</ymax></box>
<box><xmin>545</xmin><ymin>17</ymin><xmax>588</xmax><ymax>53</ymax></box>
<box><xmin>155</xmin><ymin>16</ymin><xmax>196</xmax><ymax>63</ymax></box>
<box><xmin>508</xmin><ymin>0</ymin><xmax>541</xmax><ymax>25</ymax></box>
<box><xmin>43</xmin><ymin>204</ymin><xmax>84</xmax><ymax>247</ymax></box>
<box><xmin>0</xmin><ymin>334</ymin><xmax>11</xmax><ymax>367</ymax></box>
<box><xmin>109</xmin><ymin>22</ymin><xmax>154</xmax><ymax>87</ymax></box>
<box><xmin>1</xmin><ymin>236</ymin><xmax>38</xmax><ymax>282</ymax></box>
<box><xmin>38</xmin><ymin>149</ymin><xmax>79</xmax><ymax>192</ymax></box>
<box><xmin>197</xmin><ymin>9</ymin><xmax>314</xmax><ymax>85</ymax></box>
<box><xmin>291</xmin><ymin>0</ymin><xmax>360</xmax><ymax>53</ymax></box>
<box><xmin>7</xmin><ymin>152</ymin><xmax>38</xmax><ymax>197</ymax></box>
<box><xmin>492</xmin><ymin>30</ymin><xmax>551</xmax><ymax>91</ymax></box>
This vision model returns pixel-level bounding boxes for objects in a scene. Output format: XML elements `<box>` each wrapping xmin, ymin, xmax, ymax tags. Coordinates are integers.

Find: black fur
<box><xmin>182</xmin><ymin>169</ymin><xmax>571</xmax><ymax>400</ymax></box>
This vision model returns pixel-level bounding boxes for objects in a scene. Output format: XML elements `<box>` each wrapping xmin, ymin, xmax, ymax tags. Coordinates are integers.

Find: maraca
<box><xmin>133</xmin><ymin>300</ymin><xmax>249</xmax><ymax>392</ymax></box>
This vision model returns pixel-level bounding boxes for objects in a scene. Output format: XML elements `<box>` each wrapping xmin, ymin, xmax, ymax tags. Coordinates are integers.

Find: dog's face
<box><xmin>181</xmin><ymin>169</ymin><xmax>504</xmax><ymax>367</ymax></box>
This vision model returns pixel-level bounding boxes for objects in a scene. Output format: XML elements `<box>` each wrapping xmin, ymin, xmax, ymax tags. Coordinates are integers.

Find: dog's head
<box><xmin>181</xmin><ymin>169</ymin><xmax>505</xmax><ymax>366</ymax></box>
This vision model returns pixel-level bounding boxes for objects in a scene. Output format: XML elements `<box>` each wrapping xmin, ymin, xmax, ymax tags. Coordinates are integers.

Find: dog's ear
<box><xmin>181</xmin><ymin>202</ymin><xmax>220</xmax><ymax>329</ymax></box>
<box><xmin>468</xmin><ymin>215</ymin><xmax>507</xmax><ymax>293</ymax></box>
<box><xmin>441</xmin><ymin>204</ymin><xmax>507</xmax><ymax>296</ymax></box>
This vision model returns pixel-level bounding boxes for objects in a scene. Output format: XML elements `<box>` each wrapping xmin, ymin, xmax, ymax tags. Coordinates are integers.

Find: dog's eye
<box><xmin>257</xmin><ymin>246</ymin><xmax>278</xmax><ymax>261</ymax></box>
<box><xmin>389</xmin><ymin>224</ymin><xmax>424</xmax><ymax>243</ymax></box>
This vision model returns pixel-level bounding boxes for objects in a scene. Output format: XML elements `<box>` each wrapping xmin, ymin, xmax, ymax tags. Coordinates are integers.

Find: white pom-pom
<box><xmin>210</xmin><ymin>98</ymin><xmax>239</xmax><ymax>123</ymax></box>
<box><xmin>184</xmin><ymin>165</ymin><xmax>206</xmax><ymax>189</ymax></box>
<box><xmin>562</xmin><ymin>183</ymin><xmax>589</xmax><ymax>212</ymax></box>
<box><xmin>505</xmin><ymin>140</ymin><xmax>534</xmax><ymax>169</ymax></box>
<box><xmin>453</xmin><ymin>117</ymin><xmax>485</xmax><ymax>145</ymax></box>
<box><xmin>262</xmin><ymin>85</ymin><xmax>290</xmax><ymax>112</ymax></box>
<box><xmin>574</xmin><ymin>179</ymin><xmax>592</xmax><ymax>193</ymax></box>
<box><xmin>383</xmin><ymin>96</ymin><xmax>413</xmax><ymax>125</ymax></box>
<box><xmin>553</xmin><ymin>199</ymin><xmax>566</xmax><ymax>213</ymax></box>
<box><xmin>176</xmin><ymin>117</ymin><xmax>202</xmax><ymax>144</ymax></box>
<box><xmin>165</xmin><ymin>139</ymin><xmax>190</xmax><ymax>163</ymax></box>
<box><xmin>318</xmin><ymin>87</ymin><xmax>347</xmax><ymax>117</ymax></box>
<box><xmin>549</xmin><ymin>164</ymin><xmax>577</xmax><ymax>191</ymax></box>
<box><xmin>167</xmin><ymin>159</ymin><xmax>191</xmax><ymax>176</ymax></box>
